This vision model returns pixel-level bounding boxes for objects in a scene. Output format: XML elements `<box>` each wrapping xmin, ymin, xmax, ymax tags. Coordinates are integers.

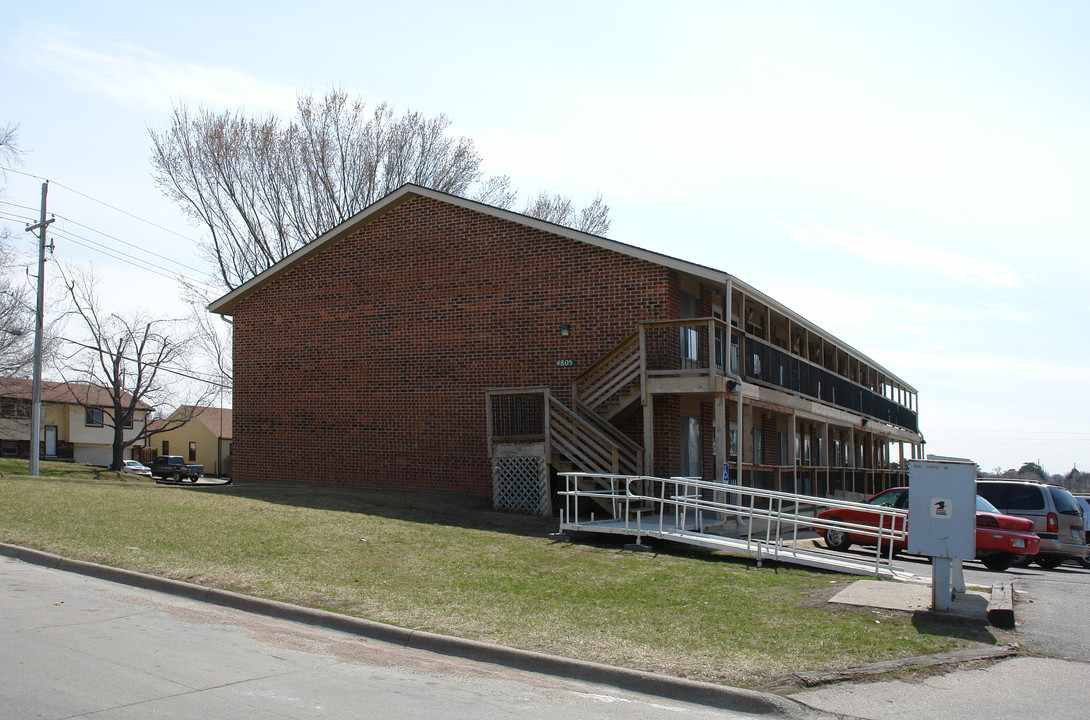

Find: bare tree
<box><xmin>0</xmin><ymin>122</ymin><xmax>42</xmax><ymax>376</ymax></box>
<box><xmin>522</xmin><ymin>191</ymin><xmax>611</xmax><ymax>235</ymax></box>
<box><xmin>59</xmin><ymin>269</ymin><xmax>216</xmax><ymax>469</ymax></box>
<box><xmin>0</xmin><ymin>122</ymin><xmax>19</xmax><ymax>173</ymax></box>
<box><xmin>186</xmin><ymin>291</ymin><xmax>232</xmax><ymax>393</ymax></box>
<box><xmin>150</xmin><ymin>88</ymin><xmax>611</xmax><ymax>290</ymax></box>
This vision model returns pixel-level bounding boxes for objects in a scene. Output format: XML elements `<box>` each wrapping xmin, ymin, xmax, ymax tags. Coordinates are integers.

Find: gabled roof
<box><xmin>0</xmin><ymin>377</ymin><xmax>151</xmax><ymax>410</ymax></box>
<box><xmin>207</xmin><ymin>184</ymin><xmax>727</xmax><ymax>317</ymax></box>
<box><xmin>206</xmin><ymin>184</ymin><xmax>915</xmax><ymax>392</ymax></box>
<box><xmin>171</xmin><ymin>405</ymin><xmax>232</xmax><ymax>439</ymax></box>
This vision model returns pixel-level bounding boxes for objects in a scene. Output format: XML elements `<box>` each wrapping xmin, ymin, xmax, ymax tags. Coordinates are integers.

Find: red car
<box><xmin>816</xmin><ymin>487</ymin><xmax>1041</xmax><ymax>571</ymax></box>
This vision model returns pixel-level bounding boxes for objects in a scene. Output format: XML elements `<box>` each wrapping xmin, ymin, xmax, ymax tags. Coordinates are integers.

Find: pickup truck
<box><xmin>149</xmin><ymin>455</ymin><xmax>204</xmax><ymax>482</ymax></box>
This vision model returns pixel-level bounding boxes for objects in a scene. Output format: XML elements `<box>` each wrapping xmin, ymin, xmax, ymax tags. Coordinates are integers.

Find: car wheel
<box><xmin>823</xmin><ymin>519</ymin><xmax>852</xmax><ymax>551</ymax></box>
<box><xmin>1009</xmin><ymin>553</ymin><xmax>1032</xmax><ymax>567</ymax></box>
<box><xmin>1035</xmin><ymin>556</ymin><xmax>1065</xmax><ymax>570</ymax></box>
<box><xmin>981</xmin><ymin>554</ymin><xmax>1013</xmax><ymax>572</ymax></box>
<box><xmin>1077</xmin><ymin>556</ymin><xmax>1090</xmax><ymax>570</ymax></box>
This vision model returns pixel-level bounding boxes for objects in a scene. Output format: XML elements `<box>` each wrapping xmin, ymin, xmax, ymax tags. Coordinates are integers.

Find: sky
<box><xmin>0</xmin><ymin>1</ymin><xmax>1087</xmax><ymax>475</ymax></box>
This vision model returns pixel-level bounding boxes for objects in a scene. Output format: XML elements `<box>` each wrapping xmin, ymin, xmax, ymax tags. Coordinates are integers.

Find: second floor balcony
<box><xmin>638</xmin><ymin>319</ymin><xmax>918</xmax><ymax>434</ymax></box>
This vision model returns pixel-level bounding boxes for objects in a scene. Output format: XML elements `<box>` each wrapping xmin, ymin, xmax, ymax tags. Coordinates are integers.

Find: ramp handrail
<box><xmin>559</xmin><ymin>472</ymin><xmax>909</xmax><ymax>577</ymax></box>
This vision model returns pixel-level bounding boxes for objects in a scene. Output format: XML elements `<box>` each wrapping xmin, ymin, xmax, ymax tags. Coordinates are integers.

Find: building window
<box><xmin>123</xmin><ymin>413</ymin><xmax>133</xmax><ymax>429</ymax></box>
<box><xmin>85</xmin><ymin>408</ymin><xmax>103</xmax><ymax>427</ymax></box>
<box><xmin>1</xmin><ymin>440</ymin><xmax>18</xmax><ymax>457</ymax></box>
<box><xmin>162</xmin><ymin>440</ymin><xmax>169</xmax><ymax>456</ymax></box>
<box><xmin>679</xmin><ymin>291</ymin><xmax>701</xmax><ymax>367</ymax></box>
<box><xmin>188</xmin><ymin>442</ymin><xmax>197</xmax><ymax>462</ymax></box>
<box><xmin>0</xmin><ymin>401</ymin><xmax>30</xmax><ymax>419</ymax></box>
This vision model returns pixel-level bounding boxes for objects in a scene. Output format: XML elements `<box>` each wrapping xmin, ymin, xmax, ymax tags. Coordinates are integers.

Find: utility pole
<box><xmin>25</xmin><ymin>181</ymin><xmax>53</xmax><ymax>477</ymax></box>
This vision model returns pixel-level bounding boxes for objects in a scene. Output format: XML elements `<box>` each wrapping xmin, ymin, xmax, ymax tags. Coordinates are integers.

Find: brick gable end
<box><xmin>232</xmin><ymin>196</ymin><xmax>678</xmax><ymax>493</ymax></box>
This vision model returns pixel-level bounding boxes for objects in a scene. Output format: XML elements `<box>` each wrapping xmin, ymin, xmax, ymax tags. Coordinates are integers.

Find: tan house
<box><xmin>146</xmin><ymin>406</ymin><xmax>233</xmax><ymax>478</ymax></box>
<box><xmin>0</xmin><ymin>378</ymin><xmax>152</xmax><ymax>465</ymax></box>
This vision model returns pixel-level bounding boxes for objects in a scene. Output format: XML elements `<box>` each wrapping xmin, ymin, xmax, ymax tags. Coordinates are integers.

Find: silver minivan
<box><xmin>977</xmin><ymin>480</ymin><xmax>1088</xmax><ymax>569</ymax></box>
<box><xmin>1075</xmin><ymin>496</ymin><xmax>1090</xmax><ymax>569</ymax></box>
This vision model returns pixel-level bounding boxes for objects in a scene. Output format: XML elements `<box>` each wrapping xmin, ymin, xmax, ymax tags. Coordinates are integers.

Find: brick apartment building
<box><xmin>209</xmin><ymin>185</ymin><xmax>923</xmax><ymax>514</ymax></box>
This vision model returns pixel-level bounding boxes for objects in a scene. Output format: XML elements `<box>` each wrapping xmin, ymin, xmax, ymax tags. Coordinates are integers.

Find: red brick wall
<box><xmin>762</xmin><ymin>415</ymin><xmax>778</xmax><ymax>466</ymax></box>
<box><xmin>652</xmin><ymin>397</ymin><xmax>680</xmax><ymax>478</ymax></box>
<box><xmin>231</xmin><ymin>196</ymin><xmax>679</xmax><ymax>494</ymax></box>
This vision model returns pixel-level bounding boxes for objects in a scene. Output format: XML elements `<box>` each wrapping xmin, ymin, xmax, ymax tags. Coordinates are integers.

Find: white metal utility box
<box><xmin>906</xmin><ymin>458</ymin><xmax>976</xmax><ymax>560</ymax></box>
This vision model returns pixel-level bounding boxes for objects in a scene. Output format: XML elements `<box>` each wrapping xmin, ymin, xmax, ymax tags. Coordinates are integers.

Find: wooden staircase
<box><xmin>487</xmin><ymin>331</ymin><xmax>650</xmax><ymax>517</ymax></box>
<box><xmin>572</xmin><ymin>331</ymin><xmax>642</xmax><ymax>420</ymax></box>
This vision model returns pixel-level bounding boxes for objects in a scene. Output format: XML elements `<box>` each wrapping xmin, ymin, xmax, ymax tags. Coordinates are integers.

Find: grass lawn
<box><xmin>0</xmin><ymin>460</ymin><xmax>1006</xmax><ymax>688</ymax></box>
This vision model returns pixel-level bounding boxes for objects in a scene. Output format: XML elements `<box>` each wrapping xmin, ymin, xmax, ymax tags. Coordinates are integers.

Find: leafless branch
<box><xmin>149</xmin><ymin>88</ymin><xmax>612</xmax><ymax>291</ymax></box>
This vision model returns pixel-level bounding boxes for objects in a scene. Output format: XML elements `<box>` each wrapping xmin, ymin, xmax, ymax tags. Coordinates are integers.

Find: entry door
<box><xmin>680</xmin><ymin>414</ymin><xmax>702</xmax><ymax>478</ymax></box>
<box><xmin>44</xmin><ymin>426</ymin><xmax>57</xmax><ymax>457</ymax></box>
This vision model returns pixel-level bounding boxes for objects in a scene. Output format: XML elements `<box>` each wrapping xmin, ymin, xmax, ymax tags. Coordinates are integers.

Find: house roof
<box><xmin>172</xmin><ymin>405</ymin><xmax>232</xmax><ymax>439</ymax></box>
<box><xmin>0</xmin><ymin>377</ymin><xmax>151</xmax><ymax>410</ymax></box>
<box><xmin>207</xmin><ymin>184</ymin><xmax>915</xmax><ymax>392</ymax></box>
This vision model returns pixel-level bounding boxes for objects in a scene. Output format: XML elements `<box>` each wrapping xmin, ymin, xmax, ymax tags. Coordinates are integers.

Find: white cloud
<box><xmin>15</xmin><ymin>25</ymin><xmax>297</xmax><ymax>115</ymax></box>
<box><xmin>774</xmin><ymin>221</ymin><xmax>1020</xmax><ymax>287</ymax></box>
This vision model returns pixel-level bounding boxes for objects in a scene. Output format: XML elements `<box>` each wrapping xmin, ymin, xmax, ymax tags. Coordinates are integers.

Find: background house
<box><xmin>0</xmin><ymin>378</ymin><xmax>151</xmax><ymax>465</ymax></box>
<box><xmin>209</xmin><ymin>185</ymin><xmax>922</xmax><ymax>514</ymax></box>
<box><xmin>144</xmin><ymin>406</ymin><xmax>232</xmax><ymax>477</ymax></box>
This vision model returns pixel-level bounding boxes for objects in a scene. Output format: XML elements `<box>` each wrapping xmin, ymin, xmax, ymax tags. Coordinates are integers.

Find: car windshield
<box><xmin>867</xmin><ymin>489</ymin><xmax>905</xmax><ymax>508</ymax></box>
<box><xmin>976</xmin><ymin>495</ymin><xmax>1000</xmax><ymax>513</ymax></box>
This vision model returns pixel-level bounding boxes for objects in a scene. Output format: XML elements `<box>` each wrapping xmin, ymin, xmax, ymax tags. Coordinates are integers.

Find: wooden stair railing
<box><xmin>548</xmin><ymin>397</ymin><xmax>628</xmax><ymax>474</ymax></box>
<box><xmin>572</xmin><ymin>331</ymin><xmax>642</xmax><ymax>419</ymax></box>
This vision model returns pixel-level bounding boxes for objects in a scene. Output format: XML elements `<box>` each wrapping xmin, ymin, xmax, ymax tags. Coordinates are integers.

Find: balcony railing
<box><xmin>638</xmin><ymin>319</ymin><xmax>917</xmax><ymax>434</ymax></box>
<box><xmin>743</xmin><ymin>335</ymin><xmax>918</xmax><ymax>433</ymax></box>
<box><xmin>641</xmin><ymin>318</ymin><xmax>732</xmax><ymax>380</ymax></box>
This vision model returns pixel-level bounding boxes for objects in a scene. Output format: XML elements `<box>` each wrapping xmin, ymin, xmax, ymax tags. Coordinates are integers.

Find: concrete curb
<box><xmin>0</xmin><ymin>542</ymin><xmax>820</xmax><ymax>718</ymax></box>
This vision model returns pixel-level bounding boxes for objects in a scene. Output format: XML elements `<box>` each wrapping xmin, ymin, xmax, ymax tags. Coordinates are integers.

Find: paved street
<box><xmin>5</xmin><ymin>548</ymin><xmax>1089</xmax><ymax>720</ymax></box>
<box><xmin>0</xmin><ymin>557</ymin><xmax>822</xmax><ymax>720</ymax></box>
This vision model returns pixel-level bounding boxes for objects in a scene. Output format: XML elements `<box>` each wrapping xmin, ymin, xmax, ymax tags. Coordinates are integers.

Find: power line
<box><xmin>49</xmin><ymin>225</ymin><xmax>218</xmax><ymax>290</ymax></box>
<box><xmin>61</xmin><ymin>337</ymin><xmax>232</xmax><ymax>390</ymax></box>
<box><xmin>2</xmin><ymin>166</ymin><xmax>201</xmax><ymax>245</ymax></box>
<box><xmin>49</xmin><ymin>212</ymin><xmax>208</xmax><ymax>276</ymax></box>
<box><xmin>0</xmin><ymin>166</ymin><xmax>47</xmax><ymax>183</ymax></box>
<box><xmin>3</xmin><ymin>197</ymin><xmax>220</xmax><ymax>293</ymax></box>
<box><xmin>48</xmin><ymin>177</ymin><xmax>200</xmax><ymax>245</ymax></box>
<box><xmin>0</xmin><ymin>199</ymin><xmax>43</xmax><ymax>216</ymax></box>
<box><xmin>1</xmin><ymin>166</ymin><xmax>211</xmax><ymax>283</ymax></box>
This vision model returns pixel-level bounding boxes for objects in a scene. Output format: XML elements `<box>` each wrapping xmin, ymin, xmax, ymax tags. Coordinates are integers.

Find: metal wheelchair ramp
<box><xmin>557</xmin><ymin>473</ymin><xmax>916</xmax><ymax>581</ymax></box>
